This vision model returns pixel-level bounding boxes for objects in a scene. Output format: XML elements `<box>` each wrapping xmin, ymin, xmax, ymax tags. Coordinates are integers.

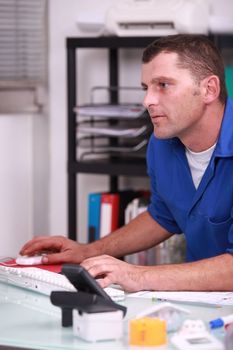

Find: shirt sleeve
<box><xmin>146</xmin><ymin>136</ymin><xmax>182</xmax><ymax>234</ymax></box>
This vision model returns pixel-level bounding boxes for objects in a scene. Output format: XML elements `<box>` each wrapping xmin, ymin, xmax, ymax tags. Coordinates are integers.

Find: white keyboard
<box><xmin>0</xmin><ymin>265</ymin><xmax>125</xmax><ymax>302</ymax></box>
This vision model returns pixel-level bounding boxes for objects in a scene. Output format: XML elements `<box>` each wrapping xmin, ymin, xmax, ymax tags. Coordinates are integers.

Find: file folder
<box><xmin>100</xmin><ymin>193</ymin><xmax>120</xmax><ymax>237</ymax></box>
<box><xmin>88</xmin><ymin>193</ymin><xmax>102</xmax><ymax>242</ymax></box>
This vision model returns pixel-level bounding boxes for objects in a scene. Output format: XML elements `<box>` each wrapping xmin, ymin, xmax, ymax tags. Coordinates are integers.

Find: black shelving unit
<box><xmin>67</xmin><ymin>37</ymin><xmax>155</xmax><ymax>240</ymax></box>
<box><xmin>67</xmin><ymin>35</ymin><xmax>233</xmax><ymax>241</ymax></box>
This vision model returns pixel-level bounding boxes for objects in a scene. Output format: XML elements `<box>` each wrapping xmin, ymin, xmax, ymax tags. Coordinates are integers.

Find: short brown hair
<box><xmin>142</xmin><ymin>34</ymin><xmax>227</xmax><ymax>104</ymax></box>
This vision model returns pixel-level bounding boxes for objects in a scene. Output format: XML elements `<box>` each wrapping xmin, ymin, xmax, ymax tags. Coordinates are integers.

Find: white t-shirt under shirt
<box><xmin>185</xmin><ymin>143</ymin><xmax>216</xmax><ymax>189</ymax></box>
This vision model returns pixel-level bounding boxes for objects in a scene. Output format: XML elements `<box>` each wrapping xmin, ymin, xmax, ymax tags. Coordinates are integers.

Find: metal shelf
<box><xmin>67</xmin><ymin>36</ymin><xmax>157</xmax><ymax>49</ymax></box>
<box><xmin>67</xmin><ymin>36</ymin><xmax>154</xmax><ymax>240</ymax></box>
<box><xmin>69</xmin><ymin>159</ymin><xmax>147</xmax><ymax>177</ymax></box>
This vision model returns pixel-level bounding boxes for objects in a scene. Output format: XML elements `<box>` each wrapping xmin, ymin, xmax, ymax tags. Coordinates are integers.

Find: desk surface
<box><xmin>0</xmin><ymin>281</ymin><xmax>232</xmax><ymax>350</ymax></box>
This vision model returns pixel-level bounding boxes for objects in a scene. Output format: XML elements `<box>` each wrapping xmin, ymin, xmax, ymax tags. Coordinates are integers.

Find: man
<box><xmin>20</xmin><ymin>34</ymin><xmax>233</xmax><ymax>292</ymax></box>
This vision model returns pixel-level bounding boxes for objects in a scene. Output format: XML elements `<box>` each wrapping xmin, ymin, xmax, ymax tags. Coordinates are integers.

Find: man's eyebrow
<box><xmin>151</xmin><ymin>76</ymin><xmax>175</xmax><ymax>83</ymax></box>
<box><xmin>141</xmin><ymin>76</ymin><xmax>176</xmax><ymax>88</ymax></box>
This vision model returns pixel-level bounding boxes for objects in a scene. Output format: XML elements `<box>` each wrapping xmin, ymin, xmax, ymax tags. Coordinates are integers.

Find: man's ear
<box><xmin>201</xmin><ymin>75</ymin><xmax>220</xmax><ymax>104</ymax></box>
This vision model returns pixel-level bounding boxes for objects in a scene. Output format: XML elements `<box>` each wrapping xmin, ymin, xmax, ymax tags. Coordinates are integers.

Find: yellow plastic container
<box><xmin>129</xmin><ymin>317</ymin><xmax>166</xmax><ymax>346</ymax></box>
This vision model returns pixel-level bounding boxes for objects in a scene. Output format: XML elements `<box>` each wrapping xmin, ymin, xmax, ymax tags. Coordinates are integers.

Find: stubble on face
<box><xmin>152</xmin><ymin>87</ymin><xmax>205</xmax><ymax>142</ymax></box>
<box><xmin>142</xmin><ymin>53</ymin><xmax>205</xmax><ymax>142</ymax></box>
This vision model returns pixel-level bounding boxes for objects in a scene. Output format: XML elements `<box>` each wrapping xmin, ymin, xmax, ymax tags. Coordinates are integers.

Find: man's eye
<box><xmin>159</xmin><ymin>82</ymin><xmax>169</xmax><ymax>89</ymax></box>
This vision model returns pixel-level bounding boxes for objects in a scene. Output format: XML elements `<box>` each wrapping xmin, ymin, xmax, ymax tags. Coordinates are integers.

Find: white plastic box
<box><xmin>73</xmin><ymin>309</ymin><xmax>124</xmax><ymax>342</ymax></box>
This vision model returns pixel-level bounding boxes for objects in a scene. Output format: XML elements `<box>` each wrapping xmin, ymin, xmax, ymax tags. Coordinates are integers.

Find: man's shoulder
<box><xmin>147</xmin><ymin>134</ymin><xmax>181</xmax><ymax>168</ymax></box>
<box><xmin>224</xmin><ymin>97</ymin><xmax>233</xmax><ymax>114</ymax></box>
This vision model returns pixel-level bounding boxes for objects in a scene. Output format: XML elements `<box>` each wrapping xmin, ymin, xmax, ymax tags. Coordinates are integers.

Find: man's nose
<box><xmin>143</xmin><ymin>90</ymin><xmax>159</xmax><ymax>109</ymax></box>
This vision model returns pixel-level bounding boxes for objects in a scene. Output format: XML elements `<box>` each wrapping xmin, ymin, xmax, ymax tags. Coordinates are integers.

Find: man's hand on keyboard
<box><xmin>19</xmin><ymin>236</ymin><xmax>90</xmax><ymax>265</ymax></box>
<box><xmin>81</xmin><ymin>254</ymin><xmax>147</xmax><ymax>292</ymax></box>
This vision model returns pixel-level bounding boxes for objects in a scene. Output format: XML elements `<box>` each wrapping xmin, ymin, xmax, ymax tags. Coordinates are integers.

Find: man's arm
<box><xmin>20</xmin><ymin>211</ymin><xmax>172</xmax><ymax>264</ymax></box>
<box><xmin>81</xmin><ymin>253</ymin><xmax>233</xmax><ymax>291</ymax></box>
<box><xmin>89</xmin><ymin>210</ymin><xmax>172</xmax><ymax>258</ymax></box>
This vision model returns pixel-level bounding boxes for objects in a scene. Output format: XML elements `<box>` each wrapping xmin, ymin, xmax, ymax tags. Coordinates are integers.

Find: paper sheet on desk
<box><xmin>127</xmin><ymin>291</ymin><xmax>233</xmax><ymax>306</ymax></box>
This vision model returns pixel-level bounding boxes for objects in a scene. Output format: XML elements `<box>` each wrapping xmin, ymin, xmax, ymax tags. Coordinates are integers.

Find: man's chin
<box><xmin>153</xmin><ymin>129</ymin><xmax>174</xmax><ymax>140</ymax></box>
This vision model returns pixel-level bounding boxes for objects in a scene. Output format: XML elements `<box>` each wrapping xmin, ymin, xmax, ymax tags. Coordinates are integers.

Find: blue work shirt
<box><xmin>147</xmin><ymin>98</ymin><xmax>233</xmax><ymax>262</ymax></box>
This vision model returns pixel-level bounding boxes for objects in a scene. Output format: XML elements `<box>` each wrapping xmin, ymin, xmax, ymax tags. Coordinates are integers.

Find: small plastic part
<box><xmin>129</xmin><ymin>317</ymin><xmax>166</xmax><ymax>346</ymax></box>
<box><xmin>209</xmin><ymin>318</ymin><xmax>224</xmax><ymax>329</ymax></box>
<box><xmin>73</xmin><ymin>309</ymin><xmax>123</xmax><ymax>341</ymax></box>
<box><xmin>135</xmin><ymin>302</ymin><xmax>190</xmax><ymax>332</ymax></box>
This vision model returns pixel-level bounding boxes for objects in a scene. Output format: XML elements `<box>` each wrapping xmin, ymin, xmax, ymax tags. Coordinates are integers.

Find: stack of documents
<box><xmin>75</xmin><ymin>103</ymin><xmax>152</xmax><ymax>160</ymax></box>
<box><xmin>74</xmin><ymin>104</ymin><xmax>146</xmax><ymax>119</ymax></box>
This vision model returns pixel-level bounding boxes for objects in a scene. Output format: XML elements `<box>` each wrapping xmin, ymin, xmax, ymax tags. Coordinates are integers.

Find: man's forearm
<box><xmin>140</xmin><ymin>253</ymin><xmax>233</xmax><ymax>291</ymax></box>
<box><xmin>86</xmin><ymin>210</ymin><xmax>172</xmax><ymax>259</ymax></box>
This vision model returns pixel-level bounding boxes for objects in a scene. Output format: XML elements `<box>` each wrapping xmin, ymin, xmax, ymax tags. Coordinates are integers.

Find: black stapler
<box><xmin>50</xmin><ymin>264</ymin><xmax>127</xmax><ymax>327</ymax></box>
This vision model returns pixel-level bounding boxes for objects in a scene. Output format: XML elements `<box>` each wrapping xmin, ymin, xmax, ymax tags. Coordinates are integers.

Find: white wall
<box><xmin>210</xmin><ymin>0</ymin><xmax>233</xmax><ymax>16</ymax></box>
<box><xmin>0</xmin><ymin>114</ymin><xmax>33</xmax><ymax>256</ymax></box>
<box><xmin>0</xmin><ymin>111</ymin><xmax>49</xmax><ymax>257</ymax></box>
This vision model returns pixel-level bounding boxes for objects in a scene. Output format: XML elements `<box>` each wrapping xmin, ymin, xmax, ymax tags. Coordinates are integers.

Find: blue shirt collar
<box><xmin>214</xmin><ymin>98</ymin><xmax>233</xmax><ymax>157</ymax></box>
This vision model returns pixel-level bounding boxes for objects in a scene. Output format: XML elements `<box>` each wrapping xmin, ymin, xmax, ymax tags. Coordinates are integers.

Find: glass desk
<box><xmin>0</xmin><ymin>281</ymin><xmax>232</xmax><ymax>350</ymax></box>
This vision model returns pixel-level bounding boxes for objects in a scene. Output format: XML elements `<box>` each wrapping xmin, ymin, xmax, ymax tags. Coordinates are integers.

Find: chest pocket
<box><xmin>185</xmin><ymin>212</ymin><xmax>233</xmax><ymax>261</ymax></box>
